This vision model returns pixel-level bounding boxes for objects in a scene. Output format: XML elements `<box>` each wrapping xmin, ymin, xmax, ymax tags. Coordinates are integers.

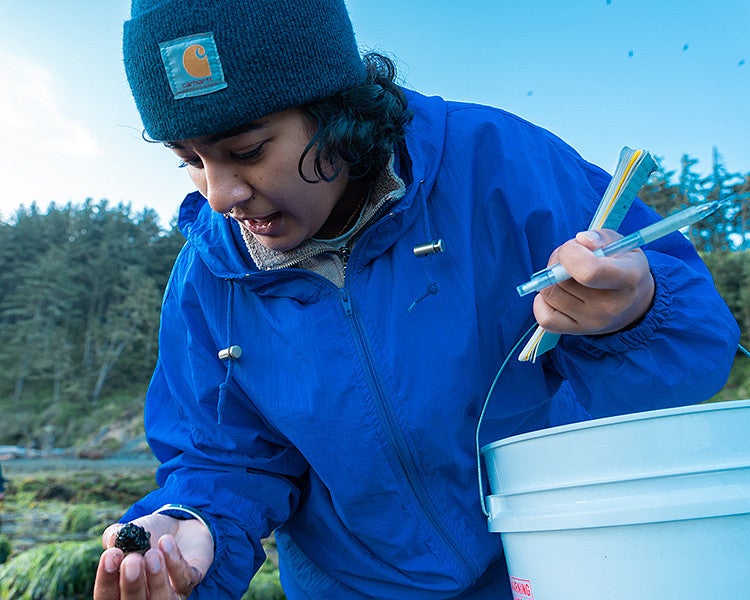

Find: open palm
<box><xmin>94</xmin><ymin>513</ymin><xmax>214</xmax><ymax>600</ymax></box>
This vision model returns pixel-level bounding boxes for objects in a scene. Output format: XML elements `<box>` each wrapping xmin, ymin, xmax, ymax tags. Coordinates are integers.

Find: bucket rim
<box><xmin>486</xmin><ymin>484</ymin><xmax>750</xmax><ymax>532</ymax></box>
<box><xmin>481</xmin><ymin>399</ymin><xmax>750</xmax><ymax>456</ymax></box>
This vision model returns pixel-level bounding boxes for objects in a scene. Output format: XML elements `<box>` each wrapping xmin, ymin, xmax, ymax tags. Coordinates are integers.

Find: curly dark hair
<box><xmin>298</xmin><ymin>52</ymin><xmax>413</xmax><ymax>186</ymax></box>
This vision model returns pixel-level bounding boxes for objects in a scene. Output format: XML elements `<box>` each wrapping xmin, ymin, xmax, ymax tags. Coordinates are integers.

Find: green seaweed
<box><xmin>242</xmin><ymin>558</ymin><xmax>286</xmax><ymax>600</ymax></box>
<box><xmin>0</xmin><ymin>540</ymin><xmax>101</xmax><ymax>600</ymax></box>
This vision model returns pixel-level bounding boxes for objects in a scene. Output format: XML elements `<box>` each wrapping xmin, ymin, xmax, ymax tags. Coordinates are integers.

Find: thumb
<box><xmin>101</xmin><ymin>523</ymin><xmax>123</xmax><ymax>549</ymax></box>
<box><xmin>575</xmin><ymin>228</ymin><xmax>621</xmax><ymax>250</ymax></box>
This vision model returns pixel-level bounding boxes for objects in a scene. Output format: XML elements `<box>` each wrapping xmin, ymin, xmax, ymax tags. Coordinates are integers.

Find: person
<box><xmin>94</xmin><ymin>1</ymin><xmax>740</xmax><ymax>598</ymax></box>
<box><xmin>0</xmin><ymin>463</ymin><xmax>5</xmax><ymax>501</ymax></box>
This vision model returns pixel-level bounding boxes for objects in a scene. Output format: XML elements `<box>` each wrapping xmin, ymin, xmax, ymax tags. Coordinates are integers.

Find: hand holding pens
<box><xmin>516</xmin><ymin>199</ymin><xmax>730</xmax><ymax>297</ymax></box>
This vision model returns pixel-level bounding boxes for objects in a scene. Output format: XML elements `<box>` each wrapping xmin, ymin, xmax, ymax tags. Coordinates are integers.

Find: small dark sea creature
<box><xmin>114</xmin><ymin>523</ymin><xmax>151</xmax><ymax>555</ymax></box>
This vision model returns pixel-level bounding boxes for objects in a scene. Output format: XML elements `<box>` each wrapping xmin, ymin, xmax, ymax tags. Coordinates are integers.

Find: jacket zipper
<box><xmin>338</xmin><ymin>287</ymin><xmax>476</xmax><ymax>581</ymax></box>
<box><xmin>338</xmin><ymin>245</ymin><xmax>351</xmax><ymax>279</ymax></box>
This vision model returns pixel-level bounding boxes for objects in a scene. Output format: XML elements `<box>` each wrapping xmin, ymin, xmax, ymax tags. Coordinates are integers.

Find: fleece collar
<box><xmin>177</xmin><ymin>89</ymin><xmax>448</xmax><ymax>280</ymax></box>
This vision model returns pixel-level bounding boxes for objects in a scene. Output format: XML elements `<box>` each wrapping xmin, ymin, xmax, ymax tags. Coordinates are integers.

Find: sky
<box><xmin>1</xmin><ymin>0</ymin><xmax>747</xmax><ymax>226</ymax></box>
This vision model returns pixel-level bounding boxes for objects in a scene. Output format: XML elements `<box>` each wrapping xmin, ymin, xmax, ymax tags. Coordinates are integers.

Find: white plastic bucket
<box><xmin>481</xmin><ymin>399</ymin><xmax>750</xmax><ymax>599</ymax></box>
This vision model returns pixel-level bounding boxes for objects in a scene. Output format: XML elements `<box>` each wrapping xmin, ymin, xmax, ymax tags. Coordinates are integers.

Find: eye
<box><xmin>231</xmin><ymin>142</ymin><xmax>266</xmax><ymax>162</ymax></box>
<box><xmin>178</xmin><ymin>156</ymin><xmax>203</xmax><ymax>169</ymax></box>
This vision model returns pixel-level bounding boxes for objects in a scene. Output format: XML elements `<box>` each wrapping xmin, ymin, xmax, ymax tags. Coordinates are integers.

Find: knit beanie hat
<box><xmin>123</xmin><ymin>0</ymin><xmax>367</xmax><ymax>141</ymax></box>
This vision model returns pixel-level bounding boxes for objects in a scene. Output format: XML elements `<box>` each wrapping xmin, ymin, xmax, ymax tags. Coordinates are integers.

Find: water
<box><xmin>1</xmin><ymin>454</ymin><xmax>158</xmax><ymax>553</ymax></box>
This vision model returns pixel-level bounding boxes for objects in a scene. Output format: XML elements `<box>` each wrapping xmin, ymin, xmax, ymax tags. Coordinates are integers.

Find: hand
<box><xmin>532</xmin><ymin>228</ymin><xmax>655</xmax><ymax>335</ymax></box>
<box><xmin>94</xmin><ymin>513</ymin><xmax>214</xmax><ymax>600</ymax></box>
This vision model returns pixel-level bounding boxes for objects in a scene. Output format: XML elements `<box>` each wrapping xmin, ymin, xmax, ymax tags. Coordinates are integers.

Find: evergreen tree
<box><xmin>732</xmin><ymin>174</ymin><xmax>750</xmax><ymax>251</ymax></box>
<box><xmin>700</xmin><ymin>148</ymin><xmax>744</xmax><ymax>252</ymax></box>
<box><xmin>0</xmin><ymin>200</ymin><xmax>184</xmax><ymax>409</ymax></box>
<box><xmin>678</xmin><ymin>154</ymin><xmax>704</xmax><ymax>248</ymax></box>
<box><xmin>640</xmin><ymin>156</ymin><xmax>681</xmax><ymax>217</ymax></box>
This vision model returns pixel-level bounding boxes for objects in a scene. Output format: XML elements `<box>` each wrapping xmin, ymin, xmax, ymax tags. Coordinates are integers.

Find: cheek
<box><xmin>187</xmin><ymin>169</ymin><xmax>207</xmax><ymax>194</ymax></box>
<box><xmin>284</xmin><ymin>184</ymin><xmax>334</xmax><ymax>228</ymax></box>
<box><xmin>313</xmin><ymin>183</ymin><xmax>347</xmax><ymax>223</ymax></box>
<box><xmin>296</xmin><ymin>146</ymin><xmax>318</xmax><ymax>179</ymax></box>
<box><xmin>294</xmin><ymin>188</ymin><xmax>330</xmax><ymax>220</ymax></box>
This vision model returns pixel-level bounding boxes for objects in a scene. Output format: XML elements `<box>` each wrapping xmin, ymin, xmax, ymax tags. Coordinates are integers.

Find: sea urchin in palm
<box><xmin>114</xmin><ymin>522</ymin><xmax>152</xmax><ymax>555</ymax></box>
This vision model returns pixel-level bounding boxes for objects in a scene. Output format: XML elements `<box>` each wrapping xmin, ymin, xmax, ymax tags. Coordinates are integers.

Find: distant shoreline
<box><xmin>2</xmin><ymin>454</ymin><xmax>159</xmax><ymax>477</ymax></box>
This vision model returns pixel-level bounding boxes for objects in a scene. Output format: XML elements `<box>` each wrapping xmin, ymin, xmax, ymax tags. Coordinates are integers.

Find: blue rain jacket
<box><xmin>122</xmin><ymin>89</ymin><xmax>739</xmax><ymax>599</ymax></box>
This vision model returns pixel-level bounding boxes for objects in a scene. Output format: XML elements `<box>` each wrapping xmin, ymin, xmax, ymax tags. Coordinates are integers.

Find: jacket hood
<box><xmin>176</xmin><ymin>89</ymin><xmax>448</xmax><ymax>280</ymax></box>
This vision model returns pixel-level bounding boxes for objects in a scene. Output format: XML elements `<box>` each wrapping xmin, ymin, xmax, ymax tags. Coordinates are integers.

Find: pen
<box><xmin>516</xmin><ymin>199</ymin><xmax>729</xmax><ymax>297</ymax></box>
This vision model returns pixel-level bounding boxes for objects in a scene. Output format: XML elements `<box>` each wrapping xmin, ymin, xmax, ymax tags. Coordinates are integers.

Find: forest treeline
<box><xmin>0</xmin><ymin>149</ymin><xmax>749</xmax><ymax>448</ymax></box>
<box><xmin>0</xmin><ymin>200</ymin><xmax>185</xmax><ymax>447</ymax></box>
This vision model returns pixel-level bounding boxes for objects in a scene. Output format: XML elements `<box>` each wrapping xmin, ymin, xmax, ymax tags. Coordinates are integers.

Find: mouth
<box><xmin>238</xmin><ymin>211</ymin><xmax>283</xmax><ymax>236</ymax></box>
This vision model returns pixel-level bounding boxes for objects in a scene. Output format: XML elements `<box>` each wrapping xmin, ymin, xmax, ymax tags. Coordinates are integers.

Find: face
<box><xmin>168</xmin><ymin>109</ymin><xmax>350</xmax><ymax>252</ymax></box>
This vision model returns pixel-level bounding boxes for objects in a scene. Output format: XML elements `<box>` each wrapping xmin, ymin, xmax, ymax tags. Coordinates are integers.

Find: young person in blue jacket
<box><xmin>94</xmin><ymin>1</ymin><xmax>739</xmax><ymax>598</ymax></box>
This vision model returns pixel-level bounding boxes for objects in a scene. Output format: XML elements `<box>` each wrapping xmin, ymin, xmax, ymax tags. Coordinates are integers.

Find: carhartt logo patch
<box><xmin>159</xmin><ymin>32</ymin><xmax>227</xmax><ymax>99</ymax></box>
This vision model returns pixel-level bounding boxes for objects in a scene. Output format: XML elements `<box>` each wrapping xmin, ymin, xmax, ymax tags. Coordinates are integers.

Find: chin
<box><xmin>256</xmin><ymin>236</ymin><xmax>303</xmax><ymax>253</ymax></box>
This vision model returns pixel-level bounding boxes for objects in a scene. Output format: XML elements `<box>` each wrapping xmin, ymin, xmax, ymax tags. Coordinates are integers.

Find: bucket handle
<box><xmin>475</xmin><ymin>322</ymin><xmax>537</xmax><ymax>518</ymax></box>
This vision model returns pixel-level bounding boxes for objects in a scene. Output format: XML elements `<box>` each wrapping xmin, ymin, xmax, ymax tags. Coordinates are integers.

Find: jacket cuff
<box><xmin>579</xmin><ymin>260</ymin><xmax>672</xmax><ymax>354</ymax></box>
<box><xmin>152</xmin><ymin>503</ymin><xmax>215</xmax><ymax>548</ymax></box>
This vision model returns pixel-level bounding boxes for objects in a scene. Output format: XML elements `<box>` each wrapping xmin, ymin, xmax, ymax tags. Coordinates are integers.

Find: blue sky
<box><xmin>1</xmin><ymin>0</ymin><xmax>747</xmax><ymax>225</ymax></box>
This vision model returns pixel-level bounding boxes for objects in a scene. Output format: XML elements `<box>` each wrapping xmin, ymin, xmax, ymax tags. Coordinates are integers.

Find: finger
<box><xmin>574</xmin><ymin>229</ymin><xmax>621</xmax><ymax>250</ymax></box>
<box><xmin>160</xmin><ymin>535</ymin><xmax>204</xmax><ymax>595</ymax></box>
<box><xmin>102</xmin><ymin>523</ymin><xmax>123</xmax><ymax>549</ymax></box>
<box><xmin>554</xmin><ymin>239</ymin><xmax>609</xmax><ymax>288</ymax></box>
<box><xmin>536</xmin><ymin>267</ymin><xmax>654</xmax><ymax>334</ymax></box>
<box><xmin>557</xmin><ymin>238</ymin><xmax>646</xmax><ymax>292</ymax></box>
<box><xmin>119</xmin><ymin>553</ymin><xmax>148</xmax><ymax>600</ymax></box>
<box><xmin>533</xmin><ymin>289</ymin><xmax>582</xmax><ymax>334</ymax></box>
<box><xmin>93</xmin><ymin>548</ymin><xmax>124</xmax><ymax>600</ymax></box>
<box><xmin>102</xmin><ymin>515</ymin><xmax>178</xmax><ymax>551</ymax></box>
<box><xmin>536</xmin><ymin>271</ymin><xmax>624</xmax><ymax>332</ymax></box>
<box><xmin>143</xmin><ymin>549</ymin><xmax>181</xmax><ymax>599</ymax></box>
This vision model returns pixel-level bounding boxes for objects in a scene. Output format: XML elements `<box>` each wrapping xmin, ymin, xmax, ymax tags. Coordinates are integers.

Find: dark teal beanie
<box><xmin>123</xmin><ymin>0</ymin><xmax>367</xmax><ymax>141</ymax></box>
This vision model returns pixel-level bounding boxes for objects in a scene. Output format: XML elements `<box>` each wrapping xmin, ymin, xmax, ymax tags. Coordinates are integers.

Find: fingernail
<box><xmin>161</xmin><ymin>535</ymin><xmax>175</xmax><ymax>555</ymax></box>
<box><xmin>104</xmin><ymin>552</ymin><xmax>117</xmax><ymax>573</ymax></box>
<box><xmin>123</xmin><ymin>558</ymin><xmax>141</xmax><ymax>583</ymax></box>
<box><xmin>145</xmin><ymin>551</ymin><xmax>162</xmax><ymax>574</ymax></box>
<box><xmin>578</xmin><ymin>230</ymin><xmax>603</xmax><ymax>244</ymax></box>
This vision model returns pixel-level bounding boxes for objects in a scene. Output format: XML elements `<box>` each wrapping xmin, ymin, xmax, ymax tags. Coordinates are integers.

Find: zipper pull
<box><xmin>339</xmin><ymin>245</ymin><xmax>351</xmax><ymax>264</ymax></box>
<box><xmin>339</xmin><ymin>288</ymin><xmax>353</xmax><ymax>316</ymax></box>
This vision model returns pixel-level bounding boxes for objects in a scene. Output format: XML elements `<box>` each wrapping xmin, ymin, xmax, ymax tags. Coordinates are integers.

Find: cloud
<box><xmin>0</xmin><ymin>50</ymin><xmax>99</xmax><ymax>159</ymax></box>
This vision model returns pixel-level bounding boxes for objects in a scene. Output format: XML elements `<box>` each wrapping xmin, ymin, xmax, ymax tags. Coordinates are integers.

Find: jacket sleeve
<box><xmin>468</xmin><ymin>109</ymin><xmax>741</xmax><ymax>419</ymax></box>
<box><xmin>468</xmin><ymin>106</ymin><xmax>740</xmax><ymax>419</ymax></box>
<box><xmin>548</xmin><ymin>196</ymin><xmax>740</xmax><ymax>418</ymax></box>
<box><xmin>121</xmin><ymin>247</ymin><xmax>307</xmax><ymax>598</ymax></box>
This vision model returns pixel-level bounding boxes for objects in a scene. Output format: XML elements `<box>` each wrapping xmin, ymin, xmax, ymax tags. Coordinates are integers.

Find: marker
<box><xmin>516</xmin><ymin>199</ymin><xmax>730</xmax><ymax>297</ymax></box>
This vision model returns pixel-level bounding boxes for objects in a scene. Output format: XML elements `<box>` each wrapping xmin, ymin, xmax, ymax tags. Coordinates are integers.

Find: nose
<box><xmin>203</xmin><ymin>162</ymin><xmax>255</xmax><ymax>215</ymax></box>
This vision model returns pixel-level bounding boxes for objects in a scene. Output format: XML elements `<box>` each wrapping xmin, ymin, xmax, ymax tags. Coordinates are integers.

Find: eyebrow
<box><xmin>164</xmin><ymin>121</ymin><xmax>269</xmax><ymax>149</ymax></box>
